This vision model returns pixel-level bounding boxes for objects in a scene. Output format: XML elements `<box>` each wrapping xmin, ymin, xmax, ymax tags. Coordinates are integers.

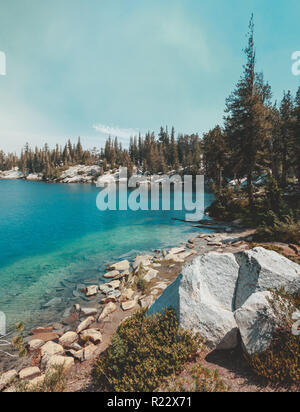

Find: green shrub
<box><xmin>95</xmin><ymin>308</ymin><xmax>202</xmax><ymax>392</ymax></box>
<box><xmin>247</xmin><ymin>290</ymin><xmax>300</xmax><ymax>384</ymax></box>
<box><xmin>255</xmin><ymin>218</ymin><xmax>300</xmax><ymax>245</ymax></box>
<box><xmin>162</xmin><ymin>364</ymin><xmax>229</xmax><ymax>392</ymax></box>
<box><xmin>136</xmin><ymin>276</ymin><xmax>147</xmax><ymax>293</ymax></box>
<box><xmin>16</xmin><ymin>365</ymin><xmax>67</xmax><ymax>392</ymax></box>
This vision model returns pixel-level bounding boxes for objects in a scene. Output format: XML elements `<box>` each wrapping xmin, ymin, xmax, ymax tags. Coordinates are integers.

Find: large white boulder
<box><xmin>235</xmin><ymin>291</ymin><xmax>278</xmax><ymax>356</ymax></box>
<box><xmin>150</xmin><ymin>248</ymin><xmax>300</xmax><ymax>352</ymax></box>
<box><xmin>235</xmin><ymin>247</ymin><xmax>300</xmax><ymax>309</ymax></box>
<box><xmin>150</xmin><ymin>253</ymin><xmax>240</xmax><ymax>350</ymax></box>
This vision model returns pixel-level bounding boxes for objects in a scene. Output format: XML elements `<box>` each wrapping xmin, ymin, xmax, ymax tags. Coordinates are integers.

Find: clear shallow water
<box><xmin>0</xmin><ymin>180</ymin><xmax>214</xmax><ymax>329</ymax></box>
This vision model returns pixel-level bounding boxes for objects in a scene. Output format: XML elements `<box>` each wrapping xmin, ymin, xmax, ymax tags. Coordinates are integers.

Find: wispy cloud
<box><xmin>93</xmin><ymin>124</ymin><xmax>139</xmax><ymax>139</ymax></box>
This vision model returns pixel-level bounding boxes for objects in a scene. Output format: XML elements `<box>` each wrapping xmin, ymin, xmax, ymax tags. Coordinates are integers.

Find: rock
<box><xmin>121</xmin><ymin>300</ymin><xmax>138</xmax><ymax>311</ymax></box>
<box><xmin>103</xmin><ymin>270</ymin><xmax>120</xmax><ymax>279</ymax></box>
<box><xmin>62</xmin><ymin>311</ymin><xmax>79</xmax><ymax>326</ymax></box>
<box><xmin>153</xmin><ymin>263</ymin><xmax>162</xmax><ymax>268</ymax></box>
<box><xmin>0</xmin><ymin>370</ymin><xmax>17</xmax><ymax>391</ymax></box>
<box><xmin>108</xmin><ymin>260</ymin><xmax>130</xmax><ymax>272</ymax></box>
<box><xmin>41</xmin><ymin>341</ymin><xmax>64</xmax><ymax>360</ymax></box>
<box><xmin>46</xmin><ymin>355</ymin><xmax>74</xmax><ymax>371</ymax></box>
<box><xmin>169</xmin><ymin>247</ymin><xmax>186</xmax><ymax>255</ymax></box>
<box><xmin>28</xmin><ymin>374</ymin><xmax>45</xmax><ymax>388</ymax></box>
<box><xmin>234</xmin><ymin>291</ymin><xmax>278</xmax><ymax>355</ymax></box>
<box><xmin>28</xmin><ymin>339</ymin><xmax>44</xmax><ymax>352</ymax></box>
<box><xmin>81</xmin><ymin>307</ymin><xmax>98</xmax><ymax>317</ymax></box>
<box><xmin>80</xmin><ymin>329</ymin><xmax>103</xmax><ymax>344</ymax></box>
<box><xmin>144</xmin><ymin>269</ymin><xmax>159</xmax><ymax>282</ymax></box>
<box><xmin>69</xmin><ymin>342</ymin><xmax>82</xmax><ymax>351</ymax></box>
<box><xmin>106</xmin><ymin>280</ymin><xmax>121</xmax><ymax>290</ymax></box>
<box><xmin>52</xmin><ymin>323</ymin><xmax>64</xmax><ymax>331</ymax></box>
<box><xmin>164</xmin><ymin>254</ymin><xmax>185</xmax><ymax>263</ymax></box>
<box><xmin>69</xmin><ymin>349</ymin><xmax>84</xmax><ymax>361</ymax></box>
<box><xmin>85</xmin><ymin>285</ymin><xmax>98</xmax><ymax>297</ymax></box>
<box><xmin>235</xmin><ymin>247</ymin><xmax>300</xmax><ymax>309</ymax></box>
<box><xmin>19</xmin><ymin>367</ymin><xmax>41</xmax><ymax>381</ymax></box>
<box><xmin>107</xmin><ymin>290</ymin><xmax>121</xmax><ymax>299</ymax></box>
<box><xmin>83</xmin><ymin>344</ymin><xmax>99</xmax><ymax>361</ymax></box>
<box><xmin>31</xmin><ymin>327</ymin><xmax>53</xmax><ymax>335</ymax></box>
<box><xmin>73</xmin><ymin>304</ymin><xmax>81</xmax><ymax>312</ymax></box>
<box><xmin>30</xmin><ymin>332</ymin><xmax>59</xmax><ymax>343</ymax></box>
<box><xmin>139</xmin><ymin>296</ymin><xmax>155</xmax><ymax>308</ymax></box>
<box><xmin>59</xmin><ymin>332</ymin><xmax>78</xmax><ymax>347</ymax></box>
<box><xmin>150</xmin><ymin>253</ymin><xmax>240</xmax><ymax>350</ymax></box>
<box><xmin>151</xmin><ymin>247</ymin><xmax>300</xmax><ymax>351</ymax></box>
<box><xmin>101</xmin><ymin>296</ymin><xmax>117</xmax><ymax>304</ymax></box>
<box><xmin>132</xmin><ymin>256</ymin><xmax>153</xmax><ymax>271</ymax></box>
<box><xmin>76</xmin><ymin>316</ymin><xmax>95</xmax><ymax>334</ymax></box>
<box><xmin>162</xmin><ymin>251</ymin><xmax>167</xmax><ymax>257</ymax></box>
<box><xmin>42</xmin><ymin>297</ymin><xmax>62</xmax><ymax>308</ymax></box>
<box><xmin>177</xmin><ymin>251</ymin><xmax>194</xmax><ymax>260</ymax></box>
<box><xmin>152</xmin><ymin>282</ymin><xmax>168</xmax><ymax>291</ymax></box>
<box><xmin>98</xmin><ymin>302</ymin><xmax>117</xmax><ymax>321</ymax></box>
<box><xmin>99</xmin><ymin>285</ymin><xmax>111</xmax><ymax>294</ymax></box>
<box><xmin>119</xmin><ymin>288</ymin><xmax>135</xmax><ymax>302</ymax></box>
<box><xmin>207</xmin><ymin>241</ymin><xmax>223</xmax><ymax>247</ymax></box>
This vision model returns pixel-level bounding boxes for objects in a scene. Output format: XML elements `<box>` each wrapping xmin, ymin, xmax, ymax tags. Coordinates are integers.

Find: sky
<box><xmin>0</xmin><ymin>0</ymin><xmax>300</xmax><ymax>153</ymax></box>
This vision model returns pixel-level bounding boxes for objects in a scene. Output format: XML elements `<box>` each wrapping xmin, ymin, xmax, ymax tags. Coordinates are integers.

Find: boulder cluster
<box><xmin>150</xmin><ymin>247</ymin><xmax>300</xmax><ymax>354</ymax></box>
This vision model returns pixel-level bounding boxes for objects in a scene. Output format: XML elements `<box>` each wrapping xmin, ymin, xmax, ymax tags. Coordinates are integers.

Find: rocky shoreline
<box><xmin>0</xmin><ymin>225</ymin><xmax>257</xmax><ymax>392</ymax></box>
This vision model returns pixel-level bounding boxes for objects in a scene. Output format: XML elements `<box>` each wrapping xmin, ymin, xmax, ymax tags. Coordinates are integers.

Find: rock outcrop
<box><xmin>150</xmin><ymin>247</ymin><xmax>300</xmax><ymax>353</ymax></box>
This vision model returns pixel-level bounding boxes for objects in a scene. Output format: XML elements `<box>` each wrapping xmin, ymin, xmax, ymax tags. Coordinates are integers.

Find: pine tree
<box><xmin>225</xmin><ymin>15</ymin><xmax>272</xmax><ymax>207</ymax></box>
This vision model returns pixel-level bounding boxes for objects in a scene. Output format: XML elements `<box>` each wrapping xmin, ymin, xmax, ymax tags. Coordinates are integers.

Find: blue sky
<box><xmin>0</xmin><ymin>0</ymin><xmax>300</xmax><ymax>153</ymax></box>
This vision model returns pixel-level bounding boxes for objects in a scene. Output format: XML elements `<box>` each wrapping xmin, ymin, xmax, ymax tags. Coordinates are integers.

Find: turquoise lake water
<box><xmin>0</xmin><ymin>179</ymin><xmax>214</xmax><ymax>329</ymax></box>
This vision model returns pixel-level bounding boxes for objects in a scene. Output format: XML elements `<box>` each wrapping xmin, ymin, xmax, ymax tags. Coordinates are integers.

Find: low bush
<box><xmin>255</xmin><ymin>218</ymin><xmax>300</xmax><ymax>245</ymax></box>
<box><xmin>16</xmin><ymin>365</ymin><xmax>67</xmax><ymax>393</ymax></box>
<box><xmin>95</xmin><ymin>308</ymin><xmax>202</xmax><ymax>392</ymax></box>
<box><xmin>162</xmin><ymin>364</ymin><xmax>229</xmax><ymax>392</ymax></box>
<box><xmin>247</xmin><ymin>290</ymin><xmax>300</xmax><ymax>384</ymax></box>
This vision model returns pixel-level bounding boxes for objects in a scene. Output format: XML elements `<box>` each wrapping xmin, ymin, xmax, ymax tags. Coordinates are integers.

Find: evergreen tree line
<box><xmin>202</xmin><ymin>16</ymin><xmax>300</xmax><ymax>206</ymax></box>
<box><xmin>0</xmin><ymin>129</ymin><xmax>202</xmax><ymax>179</ymax></box>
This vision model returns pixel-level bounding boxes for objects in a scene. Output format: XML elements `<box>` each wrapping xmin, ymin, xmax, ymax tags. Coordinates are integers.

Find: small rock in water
<box><xmin>103</xmin><ymin>270</ymin><xmax>120</xmax><ymax>279</ymax></box>
<box><xmin>42</xmin><ymin>297</ymin><xmax>63</xmax><ymax>308</ymax></box>
<box><xmin>85</xmin><ymin>285</ymin><xmax>98</xmax><ymax>297</ymax></box>
<box><xmin>108</xmin><ymin>260</ymin><xmax>130</xmax><ymax>272</ymax></box>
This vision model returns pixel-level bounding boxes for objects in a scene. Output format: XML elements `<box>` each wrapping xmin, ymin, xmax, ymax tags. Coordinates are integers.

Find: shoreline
<box><xmin>0</xmin><ymin>222</ymin><xmax>255</xmax><ymax>391</ymax></box>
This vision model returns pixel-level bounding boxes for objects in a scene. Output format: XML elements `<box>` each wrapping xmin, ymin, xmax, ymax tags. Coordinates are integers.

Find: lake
<box><xmin>0</xmin><ymin>179</ymin><xmax>214</xmax><ymax>330</ymax></box>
